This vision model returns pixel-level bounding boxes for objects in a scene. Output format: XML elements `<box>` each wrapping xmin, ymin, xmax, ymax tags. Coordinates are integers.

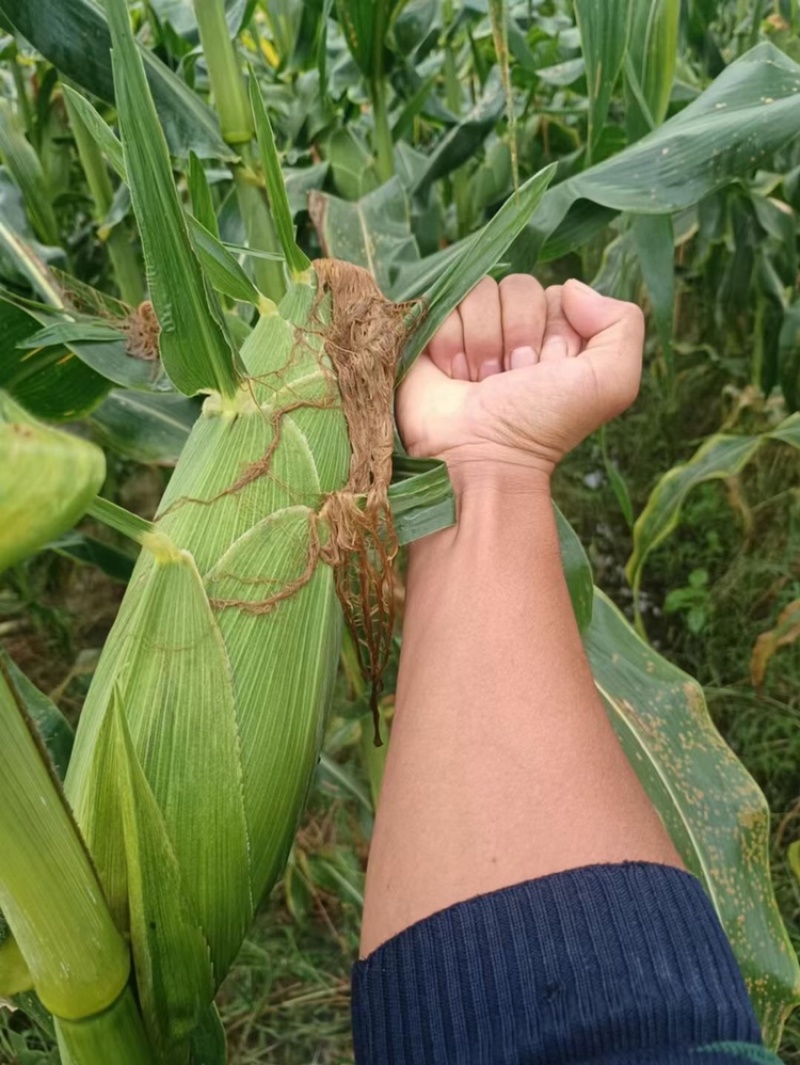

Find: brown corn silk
<box><xmin>63</xmin><ymin>259</ymin><xmax>410</xmax><ymax>1056</ymax></box>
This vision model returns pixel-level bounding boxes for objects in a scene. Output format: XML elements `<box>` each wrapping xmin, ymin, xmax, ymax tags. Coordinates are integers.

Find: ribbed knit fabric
<box><xmin>352</xmin><ymin>863</ymin><xmax>779</xmax><ymax>1064</ymax></box>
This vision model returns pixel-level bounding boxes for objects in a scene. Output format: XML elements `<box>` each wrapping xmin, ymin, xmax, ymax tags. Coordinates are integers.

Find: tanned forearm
<box><xmin>360</xmin><ymin>480</ymin><xmax>682</xmax><ymax>956</ymax></box>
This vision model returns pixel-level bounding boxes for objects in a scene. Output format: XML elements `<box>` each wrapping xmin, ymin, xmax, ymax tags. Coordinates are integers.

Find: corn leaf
<box><xmin>309</xmin><ymin>177</ymin><xmax>419</xmax><ymax>295</ymax></box>
<box><xmin>190</xmin><ymin>219</ymin><xmax>264</xmax><ymax>306</ymax></box>
<box><xmin>0</xmin><ymin>299</ymin><xmax>111</xmax><ymax>419</ymax></box>
<box><xmin>575</xmin><ymin>0</ymin><xmax>631</xmax><ymax>152</ymax></box>
<box><xmin>249</xmin><ymin>74</ymin><xmax>311</xmax><ymax>278</ymax></box>
<box><xmin>335</xmin><ymin>0</ymin><xmax>402</xmax><ymax>81</ymax></box>
<box><xmin>0</xmin><ymin>101</ymin><xmax>58</xmax><ymax>245</ymax></box>
<box><xmin>0</xmin><ymin>660</ymin><xmax>130</xmax><ymax>1021</ymax></box>
<box><xmin>400</xmin><ymin>163</ymin><xmax>556</xmax><ymax>376</ymax></box>
<box><xmin>631</xmin><ymin>213</ymin><xmax>674</xmax><ymax>371</ymax></box>
<box><xmin>510</xmin><ymin>43</ymin><xmax>800</xmax><ymax>270</ymax></box>
<box><xmin>103</xmin><ymin>0</ymin><xmax>241</xmax><ymax>398</ymax></box>
<box><xmin>625</xmin><ymin>0</ymin><xmax>681</xmax><ymax>140</ymax></box>
<box><xmin>555</xmin><ymin>506</ymin><xmax>594</xmax><ymax>632</ymax></box>
<box><xmin>62</xmin><ymin>87</ymin><xmax>126</xmax><ymax>180</ymax></box>
<box><xmin>0</xmin><ymin>648</ymin><xmax>74</xmax><ymax>779</ymax></box>
<box><xmin>0</xmin><ymin>0</ymin><xmax>231</xmax><ymax>160</ymax></box>
<box><xmin>188</xmin><ymin>152</ymin><xmax>219</xmax><ymax>237</ymax></box>
<box><xmin>93</xmin><ymin>691</ymin><xmax>213</xmax><ymax>1054</ymax></box>
<box><xmin>626</xmin><ymin>413</ymin><xmax>800</xmax><ymax>600</ymax></box>
<box><xmin>89</xmin><ymin>389</ymin><xmax>199</xmax><ymax>466</ymax></box>
<box><xmin>584</xmin><ymin>589</ymin><xmax>800</xmax><ymax>1045</ymax></box>
<box><xmin>0</xmin><ymin>390</ymin><xmax>105</xmax><ymax>571</ymax></box>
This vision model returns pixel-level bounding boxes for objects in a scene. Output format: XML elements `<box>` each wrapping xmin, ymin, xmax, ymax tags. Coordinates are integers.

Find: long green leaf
<box><xmin>249</xmin><ymin>73</ymin><xmax>311</xmax><ymax>279</ymax></box>
<box><xmin>0</xmin><ymin>101</ymin><xmax>58</xmax><ymax>245</ymax></box>
<box><xmin>626</xmin><ymin>413</ymin><xmax>800</xmax><ymax>601</ymax></box>
<box><xmin>103</xmin><ymin>0</ymin><xmax>241</xmax><ymax>398</ymax></box>
<box><xmin>0</xmin><ymin>0</ymin><xmax>231</xmax><ymax>159</ymax></box>
<box><xmin>88</xmin><ymin>389</ymin><xmax>198</xmax><ymax>465</ymax></box>
<box><xmin>510</xmin><ymin>43</ymin><xmax>800</xmax><ymax>270</ymax></box>
<box><xmin>625</xmin><ymin>0</ymin><xmax>681</xmax><ymax>140</ymax></box>
<box><xmin>575</xmin><ymin>0</ymin><xmax>632</xmax><ymax>152</ymax></box>
<box><xmin>584</xmin><ymin>589</ymin><xmax>800</xmax><ymax>1045</ymax></box>
<box><xmin>0</xmin><ymin>298</ymin><xmax>110</xmax><ymax>419</ymax></box>
<box><xmin>0</xmin><ymin>648</ymin><xmax>74</xmax><ymax>779</ymax></box>
<box><xmin>400</xmin><ymin>164</ymin><xmax>556</xmax><ymax>375</ymax></box>
<box><xmin>0</xmin><ymin>659</ymin><xmax>131</xmax><ymax>1021</ymax></box>
<box><xmin>309</xmin><ymin>177</ymin><xmax>419</xmax><ymax>295</ymax></box>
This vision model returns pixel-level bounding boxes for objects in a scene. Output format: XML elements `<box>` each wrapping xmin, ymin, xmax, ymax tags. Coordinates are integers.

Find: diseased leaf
<box><xmin>626</xmin><ymin>413</ymin><xmax>800</xmax><ymax>601</ymax></box>
<box><xmin>584</xmin><ymin>589</ymin><xmax>800</xmax><ymax>1045</ymax></box>
<box><xmin>750</xmin><ymin>599</ymin><xmax>800</xmax><ymax>691</ymax></box>
<box><xmin>511</xmin><ymin>44</ymin><xmax>800</xmax><ymax>270</ymax></box>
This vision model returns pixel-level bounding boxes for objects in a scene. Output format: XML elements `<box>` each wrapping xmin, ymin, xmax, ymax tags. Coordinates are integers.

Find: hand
<box><xmin>396</xmin><ymin>275</ymin><xmax>645</xmax><ymax>493</ymax></box>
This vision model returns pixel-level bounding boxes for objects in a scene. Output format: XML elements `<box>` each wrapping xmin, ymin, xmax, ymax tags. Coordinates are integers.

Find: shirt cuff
<box><xmin>352</xmin><ymin>862</ymin><xmax>762</xmax><ymax>1064</ymax></box>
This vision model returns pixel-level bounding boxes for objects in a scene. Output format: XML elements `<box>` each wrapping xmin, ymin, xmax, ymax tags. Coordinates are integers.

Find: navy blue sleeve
<box><xmin>352</xmin><ymin>862</ymin><xmax>777</xmax><ymax>1064</ymax></box>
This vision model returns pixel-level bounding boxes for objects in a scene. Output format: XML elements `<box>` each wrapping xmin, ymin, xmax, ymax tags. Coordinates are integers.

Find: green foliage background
<box><xmin>1</xmin><ymin>0</ymin><xmax>800</xmax><ymax>1061</ymax></box>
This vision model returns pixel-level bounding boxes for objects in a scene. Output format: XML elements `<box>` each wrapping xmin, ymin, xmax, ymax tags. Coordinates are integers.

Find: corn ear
<box><xmin>65</xmin><ymin>275</ymin><xmax>351</xmax><ymax>1050</ymax></box>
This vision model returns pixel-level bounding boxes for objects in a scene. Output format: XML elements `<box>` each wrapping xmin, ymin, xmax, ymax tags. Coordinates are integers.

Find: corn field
<box><xmin>1</xmin><ymin>1</ymin><xmax>800</xmax><ymax>1062</ymax></box>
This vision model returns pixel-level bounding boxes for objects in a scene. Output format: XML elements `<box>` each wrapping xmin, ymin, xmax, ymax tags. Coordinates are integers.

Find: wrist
<box><xmin>444</xmin><ymin>454</ymin><xmax>554</xmax><ymax>502</ymax></box>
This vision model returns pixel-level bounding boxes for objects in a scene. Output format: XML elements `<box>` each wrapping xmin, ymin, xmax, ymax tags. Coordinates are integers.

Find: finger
<box><xmin>499</xmin><ymin>274</ymin><xmax>547</xmax><ymax>370</ymax></box>
<box><xmin>561</xmin><ymin>279</ymin><xmax>645</xmax><ymax>415</ymax></box>
<box><xmin>427</xmin><ymin>308</ymin><xmax>467</xmax><ymax>380</ymax></box>
<box><xmin>540</xmin><ymin>285</ymin><xmax>583</xmax><ymax>361</ymax></box>
<box><xmin>459</xmin><ymin>277</ymin><xmax>503</xmax><ymax>381</ymax></box>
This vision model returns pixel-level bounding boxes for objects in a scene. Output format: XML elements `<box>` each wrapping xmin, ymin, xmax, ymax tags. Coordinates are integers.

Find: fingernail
<box><xmin>452</xmin><ymin>352</ymin><xmax>469</xmax><ymax>380</ymax></box>
<box><xmin>510</xmin><ymin>345</ymin><xmax>537</xmax><ymax>370</ymax></box>
<box><xmin>570</xmin><ymin>279</ymin><xmax>601</xmax><ymax>298</ymax></box>
<box><xmin>479</xmin><ymin>358</ymin><xmax>502</xmax><ymax>380</ymax></box>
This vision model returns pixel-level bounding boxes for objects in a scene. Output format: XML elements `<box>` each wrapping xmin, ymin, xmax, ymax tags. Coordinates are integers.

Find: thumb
<box><xmin>561</xmin><ymin>279</ymin><xmax>644</xmax><ymax>347</ymax></box>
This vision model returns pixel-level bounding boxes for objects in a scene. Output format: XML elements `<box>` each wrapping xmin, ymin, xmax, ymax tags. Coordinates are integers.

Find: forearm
<box><xmin>360</xmin><ymin>479</ymin><xmax>681</xmax><ymax>956</ymax></box>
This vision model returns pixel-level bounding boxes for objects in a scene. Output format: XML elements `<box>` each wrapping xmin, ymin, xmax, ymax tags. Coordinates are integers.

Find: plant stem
<box><xmin>192</xmin><ymin>0</ymin><xmax>253</xmax><ymax>146</ymax></box>
<box><xmin>55</xmin><ymin>987</ymin><xmax>153</xmax><ymax>1065</ymax></box>
<box><xmin>193</xmin><ymin>0</ymin><xmax>286</xmax><ymax>299</ymax></box>
<box><xmin>443</xmin><ymin>22</ymin><xmax>470</xmax><ymax>237</ymax></box>
<box><xmin>371</xmin><ymin>77</ymin><xmax>394</xmax><ymax>182</ymax></box>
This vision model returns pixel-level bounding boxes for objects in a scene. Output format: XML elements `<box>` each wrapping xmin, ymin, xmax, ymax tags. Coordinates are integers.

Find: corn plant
<box><xmin>1</xmin><ymin>1</ymin><xmax>800</xmax><ymax>1061</ymax></box>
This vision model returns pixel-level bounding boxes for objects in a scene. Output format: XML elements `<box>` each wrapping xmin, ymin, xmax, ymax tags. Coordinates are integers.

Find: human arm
<box><xmin>352</xmin><ymin>276</ymin><xmax>775</xmax><ymax>1065</ymax></box>
<box><xmin>360</xmin><ymin>276</ymin><xmax>682</xmax><ymax>954</ymax></box>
